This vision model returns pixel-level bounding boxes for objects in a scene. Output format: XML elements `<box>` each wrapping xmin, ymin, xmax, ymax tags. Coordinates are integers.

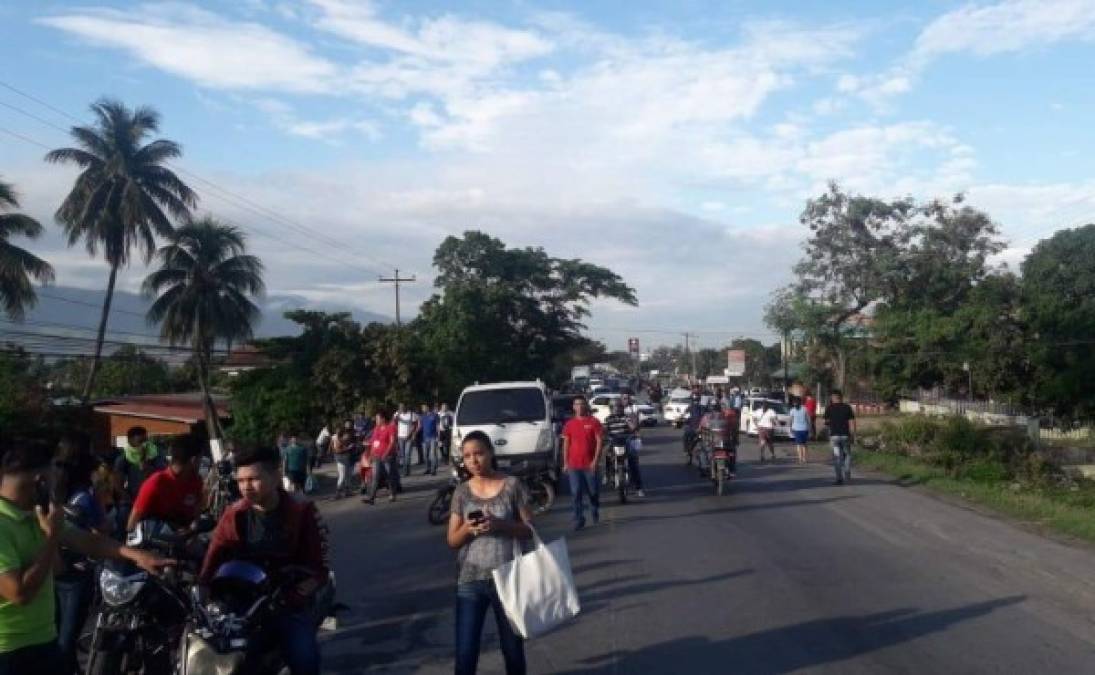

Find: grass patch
<box><xmin>855</xmin><ymin>450</ymin><xmax>1095</xmax><ymax>544</ymax></box>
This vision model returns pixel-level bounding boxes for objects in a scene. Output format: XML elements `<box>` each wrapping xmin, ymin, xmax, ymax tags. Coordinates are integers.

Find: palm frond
<box><xmin>0</xmin><ymin>213</ymin><xmax>45</xmax><ymax>239</ymax></box>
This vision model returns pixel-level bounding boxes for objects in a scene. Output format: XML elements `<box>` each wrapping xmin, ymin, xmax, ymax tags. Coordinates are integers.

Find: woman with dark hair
<box><xmin>53</xmin><ymin>432</ymin><xmax>110</xmax><ymax>675</ymax></box>
<box><xmin>446</xmin><ymin>431</ymin><xmax>532</xmax><ymax>675</ymax></box>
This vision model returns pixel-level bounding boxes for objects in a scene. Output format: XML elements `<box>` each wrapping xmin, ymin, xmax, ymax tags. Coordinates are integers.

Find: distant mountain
<box><xmin>9</xmin><ymin>285</ymin><xmax>391</xmax><ymax>340</ymax></box>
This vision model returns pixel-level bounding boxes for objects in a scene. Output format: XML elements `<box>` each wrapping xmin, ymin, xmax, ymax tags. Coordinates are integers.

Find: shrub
<box><xmin>877</xmin><ymin>415</ymin><xmax>941</xmax><ymax>456</ymax></box>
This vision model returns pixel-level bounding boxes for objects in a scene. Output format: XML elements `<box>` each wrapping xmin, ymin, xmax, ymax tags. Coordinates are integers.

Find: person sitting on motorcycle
<box><xmin>199</xmin><ymin>445</ymin><xmax>330</xmax><ymax>675</ymax></box>
<box><xmin>603</xmin><ymin>400</ymin><xmax>645</xmax><ymax>497</ymax></box>
<box><xmin>126</xmin><ymin>435</ymin><xmax>204</xmax><ymax>532</ymax></box>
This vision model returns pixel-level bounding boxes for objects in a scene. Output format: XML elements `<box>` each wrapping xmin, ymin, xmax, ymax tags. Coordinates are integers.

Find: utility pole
<box><xmin>379</xmin><ymin>268</ymin><xmax>416</xmax><ymax>327</ymax></box>
<box><xmin>683</xmin><ymin>332</ymin><xmax>697</xmax><ymax>384</ymax></box>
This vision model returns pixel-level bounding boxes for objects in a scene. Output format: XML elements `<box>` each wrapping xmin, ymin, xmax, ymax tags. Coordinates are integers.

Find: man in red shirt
<box><xmin>127</xmin><ymin>436</ymin><xmax>204</xmax><ymax>531</ymax></box>
<box><xmin>364</xmin><ymin>410</ymin><xmax>399</xmax><ymax>505</ymax></box>
<box><xmin>561</xmin><ymin>395</ymin><xmax>604</xmax><ymax>530</ymax></box>
<box><xmin>804</xmin><ymin>393</ymin><xmax>818</xmax><ymax>440</ymax></box>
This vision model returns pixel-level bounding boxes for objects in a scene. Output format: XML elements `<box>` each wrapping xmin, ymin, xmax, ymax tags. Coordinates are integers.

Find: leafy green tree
<box><xmin>49</xmin><ymin>346</ymin><xmax>175</xmax><ymax>398</ymax></box>
<box><xmin>46</xmin><ymin>99</ymin><xmax>196</xmax><ymax>402</ymax></box>
<box><xmin>1020</xmin><ymin>224</ymin><xmax>1095</xmax><ymax>421</ymax></box>
<box><xmin>0</xmin><ymin>178</ymin><xmax>54</xmax><ymax>319</ymax></box>
<box><xmin>144</xmin><ymin>218</ymin><xmax>264</xmax><ymax>438</ymax></box>
<box><xmin>0</xmin><ymin>349</ymin><xmax>49</xmax><ymax>434</ymax></box>
<box><xmin>770</xmin><ymin>184</ymin><xmax>1003</xmax><ymax>394</ymax></box>
<box><xmin>417</xmin><ymin>231</ymin><xmax>636</xmax><ymax>396</ymax></box>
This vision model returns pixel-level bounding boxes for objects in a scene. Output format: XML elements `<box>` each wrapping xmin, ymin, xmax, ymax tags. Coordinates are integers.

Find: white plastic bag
<box><xmin>492</xmin><ymin>528</ymin><xmax>581</xmax><ymax>638</ymax></box>
<box><xmin>630</xmin><ymin>437</ymin><xmax>642</xmax><ymax>452</ymax></box>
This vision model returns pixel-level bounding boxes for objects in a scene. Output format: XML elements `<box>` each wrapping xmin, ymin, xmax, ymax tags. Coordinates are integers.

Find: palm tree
<box><xmin>46</xmin><ymin>99</ymin><xmax>197</xmax><ymax>402</ymax></box>
<box><xmin>0</xmin><ymin>178</ymin><xmax>55</xmax><ymax>319</ymax></box>
<box><xmin>143</xmin><ymin>217</ymin><xmax>264</xmax><ymax>439</ymax></box>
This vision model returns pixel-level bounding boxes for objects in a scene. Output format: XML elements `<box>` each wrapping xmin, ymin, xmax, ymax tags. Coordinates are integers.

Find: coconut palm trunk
<box><xmin>194</xmin><ymin>330</ymin><xmax>224</xmax><ymax>440</ymax></box>
<box><xmin>81</xmin><ymin>261</ymin><xmax>118</xmax><ymax>402</ymax></box>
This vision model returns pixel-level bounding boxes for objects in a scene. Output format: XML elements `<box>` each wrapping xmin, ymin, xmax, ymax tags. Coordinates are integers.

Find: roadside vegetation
<box><xmin>856</xmin><ymin>415</ymin><xmax>1095</xmax><ymax>543</ymax></box>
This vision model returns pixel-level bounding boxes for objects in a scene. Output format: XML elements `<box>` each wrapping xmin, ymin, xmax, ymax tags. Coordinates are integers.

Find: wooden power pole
<box><xmin>379</xmin><ymin>268</ymin><xmax>416</xmax><ymax>327</ymax></box>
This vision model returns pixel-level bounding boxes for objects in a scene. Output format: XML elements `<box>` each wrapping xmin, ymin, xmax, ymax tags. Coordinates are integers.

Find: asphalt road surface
<box><xmin>315</xmin><ymin>426</ymin><xmax>1095</xmax><ymax>674</ymax></box>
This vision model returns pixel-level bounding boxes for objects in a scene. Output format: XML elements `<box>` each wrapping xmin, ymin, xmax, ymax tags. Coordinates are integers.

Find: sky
<box><xmin>3</xmin><ymin>0</ymin><xmax>1095</xmax><ymax>350</ymax></box>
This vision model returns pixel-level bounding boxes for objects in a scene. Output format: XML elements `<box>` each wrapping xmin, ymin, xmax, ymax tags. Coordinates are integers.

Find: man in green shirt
<box><xmin>0</xmin><ymin>438</ymin><xmax>169</xmax><ymax>675</ymax></box>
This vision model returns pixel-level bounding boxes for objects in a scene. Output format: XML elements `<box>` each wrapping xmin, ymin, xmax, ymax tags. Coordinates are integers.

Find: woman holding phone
<box><xmin>446</xmin><ymin>431</ymin><xmax>533</xmax><ymax>675</ymax></box>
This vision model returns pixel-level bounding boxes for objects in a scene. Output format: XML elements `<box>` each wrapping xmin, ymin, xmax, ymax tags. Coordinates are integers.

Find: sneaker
<box><xmin>389</xmin><ymin>493</ymin><xmax>397</xmax><ymax>503</ymax></box>
<box><xmin>574</xmin><ymin>520</ymin><xmax>586</xmax><ymax>531</ymax></box>
<box><xmin>834</xmin><ymin>479</ymin><xmax>844</xmax><ymax>485</ymax></box>
<box><xmin>636</xmin><ymin>489</ymin><xmax>646</xmax><ymax>498</ymax></box>
<box><xmin>362</xmin><ymin>497</ymin><xmax>374</xmax><ymax>505</ymax></box>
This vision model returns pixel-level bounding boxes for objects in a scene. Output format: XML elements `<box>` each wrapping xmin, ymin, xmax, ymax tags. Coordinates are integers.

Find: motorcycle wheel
<box><xmin>715</xmin><ymin>460</ymin><xmax>725</xmax><ymax>496</ymax></box>
<box><xmin>87</xmin><ymin>648</ymin><xmax>126</xmax><ymax>675</ymax></box>
<box><xmin>616</xmin><ymin>466</ymin><xmax>628</xmax><ymax>504</ymax></box>
<box><xmin>527</xmin><ymin>477</ymin><xmax>556</xmax><ymax>515</ymax></box>
<box><xmin>427</xmin><ymin>486</ymin><xmax>454</xmax><ymax>525</ymax></box>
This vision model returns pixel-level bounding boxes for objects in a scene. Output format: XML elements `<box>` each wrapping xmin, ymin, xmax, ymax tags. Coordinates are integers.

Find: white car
<box><xmin>663</xmin><ymin>389</ymin><xmax>694</xmax><ymax>425</ymax></box>
<box><xmin>454</xmin><ymin>381</ymin><xmax>557</xmax><ymax>467</ymax></box>
<box><xmin>589</xmin><ymin>393</ymin><xmax>621</xmax><ymax>422</ymax></box>
<box><xmin>627</xmin><ymin>403</ymin><xmax>660</xmax><ymax>427</ymax></box>
<box><xmin>741</xmin><ymin>397</ymin><xmax>793</xmax><ymax>439</ymax></box>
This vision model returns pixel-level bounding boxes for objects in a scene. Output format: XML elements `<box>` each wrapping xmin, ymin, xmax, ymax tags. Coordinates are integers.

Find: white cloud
<box><xmin>39</xmin><ymin>3</ymin><xmax>338</xmax><ymax>93</ymax></box>
<box><xmin>841</xmin><ymin>0</ymin><xmax>1095</xmax><ymax>107</ymax></box>
<box><xmin>911</xmin><ymin>0</ymin><xmax>1095</xmax><ymax>63</ymax></box>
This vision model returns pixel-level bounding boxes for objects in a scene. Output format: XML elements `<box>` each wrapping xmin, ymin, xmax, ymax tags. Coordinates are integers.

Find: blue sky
<box><xmin>3</xmin><ymin>0</ymin><xmax>1095</xmax><ymax>348</ymax></box>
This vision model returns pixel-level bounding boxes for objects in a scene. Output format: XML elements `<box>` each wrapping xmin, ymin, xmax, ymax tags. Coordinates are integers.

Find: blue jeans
<box><xmin>831</xmin><ymin>435</ymin><xmax>852</xmax><ymax>481</ymax></box>
<box><xmin>55</xmin><ymin>575</ymin><xmax>93</xmax><ymax>674</ymax></box>
<box><xmin>567</xmin><ymin>469</ymin><xmax>599</xmax><ymax>526</ymax></box>
<box><xmin>424</xmin><ymin>437</ymin><xmax>439</xmax><ymax>473</ymax></box>
<box><xmin>455</xmin><ymin>580</ymin><xmax>525</xmax><ymax>675</ymax></box>
<box><xmin>368</xmin><ymin>454</ymin><xmax>401</xmax><ymax>499</ymax></box>
<box><xmin>627</xmin><ymin>444</ymin><xmax>644</xmax><ymax>490</ymax></box>
<box><xmin>273</xmin><ymin>610</ymin><xmax>320</xmax><ymax>675</ymax></box>
<box><xmin>399</xmin><ymin>437</ymin><xmax>415</xmax><ymax>475</ymax></box>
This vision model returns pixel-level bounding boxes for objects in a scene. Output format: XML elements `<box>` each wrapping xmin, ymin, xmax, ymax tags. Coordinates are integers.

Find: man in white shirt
<box><xmin>755</xmin><ymin>402</ymin><xmax>778</xmax><ymax>462</ymax></box>
<box><xmin>395</xmin><ymin>404</ymin><xmax>419</xmax><ymax>477</ymax></box>
<box><xmin>437</xmin><ymin>403</ymin><xmax>454</xmax><ymax>464</ymax></box>
<box><xmin>314</xmin><ymin>424</ymin><xmax>332</xmax><ymax>468</ymax></box>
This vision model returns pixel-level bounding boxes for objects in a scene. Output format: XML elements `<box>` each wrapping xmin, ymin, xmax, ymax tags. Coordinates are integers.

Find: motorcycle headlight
<box><xmin>100</xmin><ymin>568</ymin><xmax>146</xmax><ymax>606</ymax></box>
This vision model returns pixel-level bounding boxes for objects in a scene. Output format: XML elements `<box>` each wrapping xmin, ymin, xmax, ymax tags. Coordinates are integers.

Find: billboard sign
<box><xmin>726</xmin><ymin>349</ymin><xmax>746</xmax><ymax>377</ymax></box>
<box><xmin>628</xmin><ymin>337</ymin><xmax>640</xmax><ymax>355</ymax></box>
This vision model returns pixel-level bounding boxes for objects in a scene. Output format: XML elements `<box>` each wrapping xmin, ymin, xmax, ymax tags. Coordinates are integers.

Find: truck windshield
<box><xmin>458</xmin><ymin>388</ymin><xmax>546</xmax><ymax>426</ymax></box>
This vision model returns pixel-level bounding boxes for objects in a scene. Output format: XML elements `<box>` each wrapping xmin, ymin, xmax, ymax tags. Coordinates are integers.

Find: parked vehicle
<box><xmin>179</xmin><ymin>562</ymin><xmax>337</xmax><ymax>675</ymax></box>
<box><xmin>454</xmin><ymin>381</ymin><xmax>557</xmax><ymax>470</ymax></box>
<box><xmin>86</xmin><ymin>518</ymin><xmax>211</xmax><ymax>675</ymax></box>
<box><xmin>627</xmin><ymin>402</ymin><xmax>660</xmax><ymax>427</ymax></box>
<box><xmin>428</xmin><ymin>454</ymin><xmax>470</xmax><ymax>525</ymax></box>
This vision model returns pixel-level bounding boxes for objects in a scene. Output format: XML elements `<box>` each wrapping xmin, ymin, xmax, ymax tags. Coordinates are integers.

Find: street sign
<box><xmin>727</xmin><ymin>349</ymin><xmax>746</xmax><ymax>377</ymax></box>
<box><xmin>628</xmin><ymin>337</ymin><xmax>640</xmax><ymax>355</ymax></box>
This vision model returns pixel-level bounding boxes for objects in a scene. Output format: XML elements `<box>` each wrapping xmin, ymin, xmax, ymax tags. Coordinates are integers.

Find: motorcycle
<box><xmin>427</xmin><ymin>457</ymin><xmax>557</xmax><ymax>525</ymax></box>
<box><xmin>180</xmin><ymin>562</ymin><xmax>337</xmax><ymax>675</ymax></box>
<box><xmin>699</xmin><ymin>420</ymin><xmax>735</xmax><ymax>496</ymax></box>
<box><xmin>511</xmin><ymin>461</ymin><xmax>557</xmax><ymax>516</ymax></box>
<box><xmin>85</xmin><ymin>518</ymin><xmax>212</xmax><ymax>675</ymax></box>
<box><xmin>609</xmin><ymin>440</ymin><xmax>630</xmax><ymax>504</ymax></box>
<box><xmin>682</xmin><ymin>425</ymin><xmax>699</xmax><ymax>466</ymax></box>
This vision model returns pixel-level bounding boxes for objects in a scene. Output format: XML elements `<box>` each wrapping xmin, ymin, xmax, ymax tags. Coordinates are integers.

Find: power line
<box><xmin>0</xmin><ymin>81</ymin><xmax>417</xmax><ymax>278</ymax></box>
<box><xmin>35</xmin><ymin>291</ymin><xmax>147</xmax><ymax>318</ymax></box>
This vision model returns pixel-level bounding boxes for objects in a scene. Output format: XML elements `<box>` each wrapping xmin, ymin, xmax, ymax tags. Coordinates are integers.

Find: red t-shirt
<box><xmin>370</xmin><ymin>422</ymin><xmax>397</xmax><ymax>460</ymax></box>
<box><xmin>131</xmin><ymin>467</ymin><xmax>203</xmax><ymax>527</ymax></box>
<box><xmin>804</xmin><ymin>397</ymin><xmax>817</xmax><ymax>416</ymax></box>
<box><xmin>562</xmin><ymin>416</ymin><xmax>603</xmax><ymax>470</ymax></box>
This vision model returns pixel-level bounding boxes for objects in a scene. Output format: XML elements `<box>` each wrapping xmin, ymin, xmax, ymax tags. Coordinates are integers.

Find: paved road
<box><xmin>315</xmin><ymin>426</ymin><xmax>1095</xmax><ymax>674</ymax></box>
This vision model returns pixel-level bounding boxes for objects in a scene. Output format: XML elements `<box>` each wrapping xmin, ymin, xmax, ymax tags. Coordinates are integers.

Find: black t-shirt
<box><xmin>243</xmin><ymin>503</ymin><xmax>288</xmax><ymax>560</ymax></box>
<box><xmin>824</xmin><ymin>403</ymin><xmax>855</xmax><ymax>436</ymax></box>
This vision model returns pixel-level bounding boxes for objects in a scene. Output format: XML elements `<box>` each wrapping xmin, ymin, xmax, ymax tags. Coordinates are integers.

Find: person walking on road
<box><xmin>314</xmin><ymin>423</ymin><xmax>332</xmax><ymax>469</ymax></box>
<box><xmin>395</xmin><ymin>404</ymin><xmax>419</xmax><ymax>477</ymax></box>
<box><xmin>438</xmin><ymin>403</ymin><xmax>454</xmax><ymax>465</ymax></box>
<box><xmin>823</xmin><ymin>390</ymin><xmax>857</xmax><ymax>484</ymax></box>
<box><xmin>755</xmin><ymin>402</ymin><xmax>778</xmax><ymax>462</ymax></box>
<box><xmin>332</xmin><ymin>421</ymin><xmax>356</xmax><ymax>500</ymax></box>
<box><xmin>420</xmin><ymin>404</ymin><xmax>440</xmax><ymax>476</ymax></box>
<box><xmin>446</xmin><ymin>431</ymin><xmax>532</xmax><ymax>675</ymax></box>
<box><xmin>804</xmin><ymin>393</ymin><xmax>818</xmax><ymax>440</ymax></box>
<box><xmin>561</xmin><ymin>396</ymin><xmax>603</xmax><ymax>530</ymax></box>
<box><xmin>364</xmin><ymin>410</ymin><xmax>400</xmax><ymax>504</ymax></box>
<box><xmin>789</xmin><ymin>399</ymin><xmax>811</xmax><ymax>464</ymax></box>
<box><xmin>282</xmin><ymin>433</ymin><xmax>310</xmax><ymax>493</ymax></box>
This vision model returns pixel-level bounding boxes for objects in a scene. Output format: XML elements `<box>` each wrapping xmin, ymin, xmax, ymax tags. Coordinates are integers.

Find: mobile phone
<box><xmin>34</xmin><ymin>477</ymin><xmax>51</xmax><ymax>511</ymax></box>
<box><xmin>467</xmin><ymin>509</ymin><xmax>484</xmax><ymax>523</ymax></box>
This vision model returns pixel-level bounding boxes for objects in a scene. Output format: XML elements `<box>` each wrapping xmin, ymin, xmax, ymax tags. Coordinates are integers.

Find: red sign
<box><xmin>727</xmin><ymin>349</ymin><xmax>746</xmax><ymax>377</ymax></box>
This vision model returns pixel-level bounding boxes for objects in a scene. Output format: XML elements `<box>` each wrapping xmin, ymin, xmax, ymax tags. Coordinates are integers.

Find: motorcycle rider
<box><xmin>199</xmin><ymin>445</ymin><xmax>330</xmax><ymax>675</ymax></box>
<box><xmin>618</xmin><ymin>395</ymin><xmax>646</xmax><ymax>497</ymax></box>
<box><xmin>682</xmin><ymin>392</ymin><xmax>706</xmax><ymax>458</ymax></box>
<box><xmin>126</xmin><ymin>435</ymin><xmax>204</xmax><ymax>532</ymax></box>
<box><xmin>602</xmin><ymin>400</ymin><xmax>645</xmax><ymax>497</ymax></box>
